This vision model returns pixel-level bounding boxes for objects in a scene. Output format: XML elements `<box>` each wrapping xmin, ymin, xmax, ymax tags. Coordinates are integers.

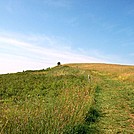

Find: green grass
<box><xmin>95</xmin><ymin>75</ymin><xmax>134</xmax><ymax>133</ymax></box>
<box><xmin>0</xmin><ymin>66</ymin><xmax>92</xmax><ymax>133</ymax></box>
<box><xmin>0</xmin><ymin>64</ymin><xmax>134</xmax><ymax>133</ymax></box>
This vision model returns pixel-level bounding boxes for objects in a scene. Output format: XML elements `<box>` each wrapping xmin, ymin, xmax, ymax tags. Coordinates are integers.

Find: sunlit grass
<box><xmin>0</xmin><ymin>66</ymin><xmax>93</xmax><ymax>133</ymax></box>
<box><xmin>0</xmin><ymin>63</ymin><xmax>134</xmax><ymax>133</ymax></box>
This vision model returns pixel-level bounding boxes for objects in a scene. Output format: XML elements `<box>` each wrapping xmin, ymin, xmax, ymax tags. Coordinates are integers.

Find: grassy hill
<box><xmin>0</xmin><ymin>63</ymin><xmax>134</xmax><ymax>134</ymax></box>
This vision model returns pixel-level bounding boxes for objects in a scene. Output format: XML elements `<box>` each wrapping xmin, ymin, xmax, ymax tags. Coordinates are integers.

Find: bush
<box><xmin>63</xmin><ymin>124</ymin><xmax>89</xmax><ymax>134</ymax></box>
<box><xmin>63</xmin><ymin>124</ymin><xmax>99</xmax><ymax>134</ymax></box>
<box><xmin>85</xmin><ymin>107</ymin><xmax>100</xmax><ymax>124</ymax></box>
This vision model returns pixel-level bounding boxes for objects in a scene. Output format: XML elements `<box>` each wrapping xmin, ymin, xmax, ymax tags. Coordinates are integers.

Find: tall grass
<box><xmin>0</xmin><ymin>66</ymin><xmax>93</xmax><ymax>133</ymax></box>
<box><xmin>1</xmin><ymin>64</ymin><xmax>134</xmax><ymax>133</ymax></box>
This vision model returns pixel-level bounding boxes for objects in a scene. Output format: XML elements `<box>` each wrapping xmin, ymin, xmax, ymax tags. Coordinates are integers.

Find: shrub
<box><xmin>85</xmin><ymin>107</ymin><xmax>100</xmax><ymax>124</ymax></box>
<box><xmin>57</xmin><ymin>62</ymin><xmax>61</xmax><ymax>66</ymax></box>
<box><xmin>63</xmin><ymin>124</ymin><xmax>99</xmax><ymax>134</ymax></box>
<box><xmin>63</xmin><ymin>124</ymin><xmax>89</xmax><ymax>134</ymax></box>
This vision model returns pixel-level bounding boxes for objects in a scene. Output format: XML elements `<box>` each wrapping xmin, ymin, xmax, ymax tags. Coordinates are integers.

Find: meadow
<box><xmin>0</xmin><ymin>64</ymin><xmax>134</xmax><ymax>133</ymax></box>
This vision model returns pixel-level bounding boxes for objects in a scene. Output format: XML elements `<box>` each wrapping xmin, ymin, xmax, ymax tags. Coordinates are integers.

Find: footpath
<box><xmin>94</xmin><ymin>73</ymin><xmax>134</xmax><ymax>134</ymax></box>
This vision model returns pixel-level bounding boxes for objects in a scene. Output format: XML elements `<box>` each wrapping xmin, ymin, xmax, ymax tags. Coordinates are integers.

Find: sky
<box><xmin>0</xmin><ymin>0</ymin><xmax>134</xmax><ymax>74</ymax></box>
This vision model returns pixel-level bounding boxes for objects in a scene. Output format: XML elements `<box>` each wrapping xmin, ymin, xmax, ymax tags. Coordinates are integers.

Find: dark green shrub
<box><xmin>85</xmin><ymin>107</ymin><xmax>100</xmax><ymax>124</ymax></box>
<box><xmin>95</xmin><ymin>85</ymin><xmax>101</xmax><ymax>94</ymax></box>
<box><xmin>45</xmin><ymin>67</ymin><xmax>51</xmax><ymax>71</ymax></box>
<box><xmin>63</xmin><ymin>124</ymin><xmax>99</xmax><ymax>134</ymax></box>
<box><xmin>63</xmin><ymin>124</ymin><xmax>89</xmax><ymax>134</ymax></box>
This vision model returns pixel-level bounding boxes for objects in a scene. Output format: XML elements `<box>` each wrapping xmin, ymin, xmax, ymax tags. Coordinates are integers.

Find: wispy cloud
<box><xmin>1</xmin><ymin>31</ymin><xmax>129</xmax><ymax>74</ymax></box>
<box><xmin>0</xmin><ymin>31</ymin><xmax>107</xmax><ymax>74</ymax></box>
<box><xmin>0</xmin><ymin>35</ymin><xmax>103</xmax><ymax>63</ymax></box>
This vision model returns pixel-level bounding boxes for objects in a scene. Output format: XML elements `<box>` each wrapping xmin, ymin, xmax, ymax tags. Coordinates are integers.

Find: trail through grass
<box><xmin>95</xmin><ymin>75</ymin><xmax>134</xmax><ymax>133</ymax></box>
<box><xmin>0</xmin><ymin>64</ymin><xmax>134</xmax><ymax>133</ymax></box>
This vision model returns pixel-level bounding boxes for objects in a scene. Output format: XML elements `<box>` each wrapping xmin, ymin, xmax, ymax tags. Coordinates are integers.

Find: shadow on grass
<box><xmin>85</xmin><ymin>107</ymin><xmax>101</xmax><ymax>124</ymax></box>
<box><xmin>63</xmin><ymin>124</ymin><xmax>99</xmax><ymax>134</ymax></box>
<box><xmin>63</xmin><ymin>107</ymin><xmax>101</xmax><ymax>134</ymax></box>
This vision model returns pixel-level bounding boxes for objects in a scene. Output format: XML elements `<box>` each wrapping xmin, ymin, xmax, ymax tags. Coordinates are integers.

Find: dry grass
<box><xmin>1</xmin><ymin>63</ymin><xmax>134</xmax><ymax>133</ymax></box>
<box><xmin>66</xmin><ymin>63</ymin><xmax>134</xmax><ymax>73</ymax></box>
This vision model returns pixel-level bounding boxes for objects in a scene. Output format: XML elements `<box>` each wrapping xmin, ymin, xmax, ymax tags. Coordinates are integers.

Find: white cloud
<box><xmin>1</xmin><ymin>31</ymin><xmax>132</xmax><ymax>74</ymax></box>
<box><xmin>0</xmin><ymin>32</ymin><xmax>108</xmax><ymax>74</ymax></box>
<box><xmin>1</xmin><ymin>55</ymin><xmax>55</xmax><ymax>74</ymax></box>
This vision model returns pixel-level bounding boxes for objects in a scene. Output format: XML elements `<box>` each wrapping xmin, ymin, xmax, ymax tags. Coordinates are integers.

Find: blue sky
<box><xmin>0</xmin><ymin>0</ymin><xmax>134</xmax><ymax>74</ymax></box>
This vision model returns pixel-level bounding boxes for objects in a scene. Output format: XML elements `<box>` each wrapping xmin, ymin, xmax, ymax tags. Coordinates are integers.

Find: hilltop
<box><xmin>0</xmin><ymin>63</ymin><xmax>134</xmax><ymax>134</ymax></box>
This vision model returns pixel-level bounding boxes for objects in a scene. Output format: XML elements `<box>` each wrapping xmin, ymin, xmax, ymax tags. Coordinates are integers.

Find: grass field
<box><xmin>0</xmin><ymin>63</ymin><xmax>134</xmax><ymax>133</ymax></box>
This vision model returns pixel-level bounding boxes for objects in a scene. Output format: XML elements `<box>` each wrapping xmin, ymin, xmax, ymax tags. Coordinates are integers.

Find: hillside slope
<box><xmin>0</xmin><ymin>64</ymin><xmax>134</xmax><ymax>133</ymax></box>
